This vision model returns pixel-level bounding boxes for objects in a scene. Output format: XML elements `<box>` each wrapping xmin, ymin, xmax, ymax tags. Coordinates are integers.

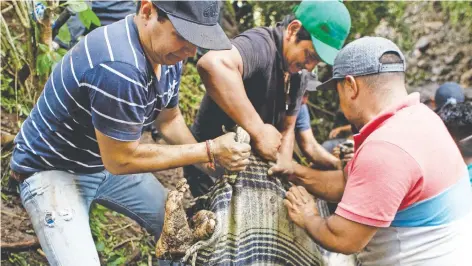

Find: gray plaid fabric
<box><xmin>183</xmin><ymin>155</ymin><xmax>324</xmax><ymax>266</ymax></box>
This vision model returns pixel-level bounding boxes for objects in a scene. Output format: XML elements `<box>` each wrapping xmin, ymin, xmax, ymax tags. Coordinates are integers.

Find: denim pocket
<box><xmin>20</xmin><ymin>173</ymin><xmax>47</xmax><ymax>204</ymax></box>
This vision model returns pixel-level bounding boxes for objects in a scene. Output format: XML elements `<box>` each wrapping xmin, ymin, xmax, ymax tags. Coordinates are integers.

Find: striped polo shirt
<box><xmin>336</xmin><ymin>93</ymin><xmax>472</xmax><ymax>265</ymax></box>
<box><xmin>11</xmin><ymin>15</ymin><xmax>182</xmax><ymax>175</ymax></box>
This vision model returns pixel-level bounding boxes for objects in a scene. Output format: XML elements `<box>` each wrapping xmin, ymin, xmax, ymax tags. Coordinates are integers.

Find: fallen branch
<box><xmin>37</xmin><ymin>248</ymin><xmax>46</xmax><ymax>258</ymax></box>
<box><xmin>1</xmin><ymin>4</ymin><xmax>13</xmax><ymax>14</ymax></box>
<box><xmin>1</xmin><ymin>238</ymin><xmax>40</xmax><ymax>250</ymax></box>
<box><xmin>112</xmin><ymin>237</ymin><xmax>141</xmax><ymax>250</ymax></box>
<box><xmin>1</xmin><ymin>210</ymin><xmax>26</xmax><ymax>220</ymax></box>
<box><xmin>110</xmin><ymin>222</ymin><xmax>133</xmax><ymax>233</ymax></box>
<box><xmin>306</xmin><ymin>102</ymin><xmax>335</xmax><ymax>117</ymax></box>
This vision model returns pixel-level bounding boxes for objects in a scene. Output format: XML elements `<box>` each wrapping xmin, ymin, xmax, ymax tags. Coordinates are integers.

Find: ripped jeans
<box><xmin>19</xmin><ymin>170</ymin><xmax>167</xmax><ymax>266</ymax></box>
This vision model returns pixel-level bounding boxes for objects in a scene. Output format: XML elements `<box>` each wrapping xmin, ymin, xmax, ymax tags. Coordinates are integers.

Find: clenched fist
<box><xmin>212</xmin><ymin>132</ymin><xmax>251</xmax><ymax>172</ymax></box>
<box><xmin>252</xmin><ymin>124</ymin><xmax>282</xmax><ymax>161</ymax></box>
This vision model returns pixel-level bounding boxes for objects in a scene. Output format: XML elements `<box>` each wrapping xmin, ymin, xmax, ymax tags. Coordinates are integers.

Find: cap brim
<box><xmin>317</xmin><ymin>78</ymin><xmax>339</xmax><ymax>91</ymax></box>
<box><xmin>311</xmin><ymin>36</ymin><xmax>340</xmax><ymax>66</ymax></box>
<box><xmin>168</xmin><ymin>15</ymin><xmax>231</xmax><ymax>50</ymax></box>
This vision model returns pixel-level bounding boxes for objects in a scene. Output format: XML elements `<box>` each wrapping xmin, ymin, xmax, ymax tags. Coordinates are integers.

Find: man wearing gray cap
<box><xmin>272</xmin><ymin>37</ymin><xmax>472</xmax><ymax>265</ymax></box>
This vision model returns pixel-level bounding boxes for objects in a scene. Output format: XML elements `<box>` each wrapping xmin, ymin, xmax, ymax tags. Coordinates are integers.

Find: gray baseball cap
<box><xmin>318</xmin><ymin>36</ymin><xmax>406</xmax><ymax>90</ymax></box>
<box><xmin>300</xmin><ymin>69</ymin><xmax>322</xmax><ymax>92</ymax></box>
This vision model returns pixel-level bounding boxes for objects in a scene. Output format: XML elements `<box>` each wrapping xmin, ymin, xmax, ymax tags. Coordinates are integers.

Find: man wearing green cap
<box><xmin>185</xmin><ymin>0</ymin><xmax>351</xmax><ymax>196</ymax></box>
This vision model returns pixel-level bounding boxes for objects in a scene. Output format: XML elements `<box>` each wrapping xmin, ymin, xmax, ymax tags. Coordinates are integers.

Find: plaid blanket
<box><xmin>183</xmin><ymin>154</ymin><xmax>324</xmax><ymax>266</ymax></box>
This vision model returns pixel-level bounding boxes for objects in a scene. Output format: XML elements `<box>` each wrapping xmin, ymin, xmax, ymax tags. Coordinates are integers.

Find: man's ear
<box><xmin>345</xmin><ymin>76</ymin><xmax>359</xmax><ymax>100</ymax></box>
<box><xmin>286</xmin><ymin>20</ymin><xmax>302</xmax><ymax>41</ymax></box>
<box><xmin>139</xmin><ymin>0</ymin><xmax>153</xmax><ymax>19</ymax></box>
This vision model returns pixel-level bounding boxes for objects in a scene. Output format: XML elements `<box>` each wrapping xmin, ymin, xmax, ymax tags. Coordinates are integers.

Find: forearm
<box><xmin>108</xmin><ymin>142</ymin><xmax>209</xmax><ymax>175</ymax></box>
<box><xmin>197</xmin><ymin>50</ymin><xmax>264</xmax><ymax>139</ymax></box>
<box><xmin>338</xmin><ymin>124</ymin><xmax>352</xmax><ymax>134</ymax></box>
<box><xmin>303</xmin><ymin>140</ymin><xmax>340</xmax><ymax>169</ymax></box>
<box><xmin>278</xmin><ymin>115</ymin><xmax>298</xmax><ymax>161</ymax></box>
<box><xmin>279</xmin><ymin>127</ymin><xmax>295</xmax><ymax>162</ymax></box>
<box><xmin>304</xmin><ymin>215</ymin><xmax>353</xmax><ymax>254</ymax></box>
<box><xmin>292</xmin><ymin>164</ymin><xmax>345</xmax><ymax>202</ymax></box>
<box><xmin>157</xmin><ymin>109</ymin><xmax>197</xmax><ymax>145</ymax></box>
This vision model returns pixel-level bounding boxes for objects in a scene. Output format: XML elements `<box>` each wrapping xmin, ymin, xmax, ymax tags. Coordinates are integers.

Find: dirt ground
<box><xmin>0</xmin><ymin>110</ymin><xmax>192</xmax><ymax>265</ymax></box>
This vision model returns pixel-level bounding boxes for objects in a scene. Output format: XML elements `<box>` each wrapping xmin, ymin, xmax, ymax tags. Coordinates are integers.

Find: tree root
<box><xmin>1</xmin><ymin>238</ymin><xmax>40</xmax><ymax>251</ymax></box>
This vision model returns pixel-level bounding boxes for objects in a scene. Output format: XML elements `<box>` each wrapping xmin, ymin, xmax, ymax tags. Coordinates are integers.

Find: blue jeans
<box><xmin>19</xmin><ymin>170</ymin><xmax>167</xmax><ymax>266</ymax></box>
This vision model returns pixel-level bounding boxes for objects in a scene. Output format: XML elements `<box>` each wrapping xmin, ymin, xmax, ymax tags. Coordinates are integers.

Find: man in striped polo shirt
<box><xmin>10</xmin><ymin>1</ymin><xmax>250</xmax><ymax>265</ymax></box>
<box><xmin>273</xmin><ymin>37</ymin><xmax>472</xmax><ymax>265</ymax></box>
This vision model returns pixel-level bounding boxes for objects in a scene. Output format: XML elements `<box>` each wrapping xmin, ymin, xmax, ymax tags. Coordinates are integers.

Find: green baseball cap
<box><xmin>295</xmin><ymin>0</ymin><xmax>351</xmax><ymax>65</ymax></box>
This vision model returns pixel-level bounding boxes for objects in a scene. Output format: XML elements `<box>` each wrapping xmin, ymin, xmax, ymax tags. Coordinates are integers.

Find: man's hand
<box><xmin>267</xmin><ymin>156</ymin><xmax>295</xmax><ymax>176</ymax></box>
<box><xmin>212</xmin><ymin>132</ymin><xmax>251</xmax><ymax>171</ymax></box>
<box><xmin>252</xmin><ymin>124</ymin><xmax>282</xmax><ymax>161</ymax></box>
<box><xmin>329</xmin><ymin>125</ymin><xmax>352</xmax><ymax>139</ymax></box>
<box><xmin>284</xmin><ymin>186</ymin><xmax>319</xmax><ymax>230</ymax></box>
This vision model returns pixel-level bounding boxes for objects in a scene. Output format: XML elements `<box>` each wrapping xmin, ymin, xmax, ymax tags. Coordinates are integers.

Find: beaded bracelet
<box><xmin>206</xmin><ymin>140</ymin><xmax>216</xmax><ymax>170</ymax></box>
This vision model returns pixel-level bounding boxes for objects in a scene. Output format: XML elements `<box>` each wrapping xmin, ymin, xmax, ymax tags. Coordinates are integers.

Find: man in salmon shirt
<box><xmin>271</xmin><ymin>37</ymin><xmax>472</xmax><ymax>265</ymax></box>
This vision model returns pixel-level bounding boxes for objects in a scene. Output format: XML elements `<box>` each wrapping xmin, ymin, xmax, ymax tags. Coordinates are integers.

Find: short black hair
<box><xmin>282</xmin><ymin>14</ymin><xmax>311</xmax><ymax>43</ymax></box>
<box><xmin>437</xmin><ymin>102</ymin><xmax>472</xmax><ymax>142</ymax></box>
<box><xmin>136</xmin><ymin>1</ymin><xmax>168</xmax><ymax>21</ymax></box>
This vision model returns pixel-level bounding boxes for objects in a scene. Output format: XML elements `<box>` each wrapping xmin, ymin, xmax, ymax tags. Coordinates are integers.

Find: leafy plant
<box><xmin>179</xmin><ymin>63</ymin><xmax>205</xmax><ymax>125</ymax></box>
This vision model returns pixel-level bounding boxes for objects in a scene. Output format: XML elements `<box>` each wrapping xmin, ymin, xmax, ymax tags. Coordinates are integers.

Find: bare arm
<box><xmin>329</xmin><ymin>124</ymin><xmax>352</xmax><ymax>139</ymax></box>
<box><xmin>97</xmin><ymin>107</ymin><xmax>251</xmax><ymax>175</ymax></box>
<box><xmin>304</xmin><ymin>214</ymin><xmax>377</xmax><ymax>254</ymax></box>
<box><xmin>156</xmin><ymin>106</ymin><xmax>215</xmax><ymax>174</ymax></box>
<box><xmin>268</xmin><ymin>115</ymin><xmax>297</xmax><ymax>174</ymax></box>
<box><xmin>197</xmin><ymin>46</ymin><xmax>281</xmax><ymax>161</ymax></box>
<box><xmin>96</xmin><ymin>129</ymin><xmax>209</xmax><ymax>175</ymax></box>
<box><xmin>296</xmin><ymin>129</ymin><xmax>340</xmax><ymax>170</ymax></box>
<box><xmin>197</xmin><ymin>46</ymin><xmax>264</xmax><ymax>141</ymax></box>
<box><xmin>155</xmin><ymin>106</ymin><xmax>197</xmax><ymax>145</ymax></box>
<box><xmin>290</xmin><ymin>163</ymin><xmax>346</xmax><ymax>202</ymax></box>
<box><xmin>284</xmin><ymin>186</ymin><xmax>377</xmax><ymax>254</ymax></box>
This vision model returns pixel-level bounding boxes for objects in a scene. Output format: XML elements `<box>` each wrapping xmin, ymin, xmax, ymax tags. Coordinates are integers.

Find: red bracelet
<box><xmin>206</xmin><ymin>140</ymin><xmax>215</xmax><ymax>170</ymax></box>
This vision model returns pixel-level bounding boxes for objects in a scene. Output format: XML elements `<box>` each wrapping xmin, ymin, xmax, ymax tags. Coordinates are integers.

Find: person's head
<box><xmin>135</xmin><ymin>0</ymin><xmax>230</xmax><ymax>65</ymax></box>
<box><xmin>434</xmin><ymin>82</ymin><xmax>465</xmax><ymax>111</ymax></box>
<box><xmin>437</xmin><ymin>102</ymin><xmax>472</xmax><ymax>162</ymax></box>
<box><xmin>299</xmin><ymin>69</ymin><xmax>321</xmax><ymax>104</ymax></box>
<box><xmin>318</xmin><ymin>37</ymin><xmax>407</xmax><ymax>129</ymax></box>
<box><xmin>282</xmin><ymin>0</ymin><xmax>351</xmax><ymax>74</ymax></box>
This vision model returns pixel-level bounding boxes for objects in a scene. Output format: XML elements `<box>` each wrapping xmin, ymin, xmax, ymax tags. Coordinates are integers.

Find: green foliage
<box><xmin>179</xmin><ymin>63</ymin><xmax>205</xmax><ymax>125</ymax></box>
<box><xmin>0</xmin><ymin>72</ymin><xmax>33</xmax><ymax>117</ymax></box>
<box><xmin>440</xmin><ymin>1</ymin><xmax>472</xmax><ymax>27</ymax></box>
<box><xmin>57</xmin><ymin>23</ymin><xmax>71</xmax><ymax>44</ymax></box>
<box><xmin>344</xmin><ymin>1</ymin><xmax>407</xmax><ymax>42</ymax></box>
<box><xmin>89</xmin><ymin>204</ymin><xmax>155</xmax><ymax>265</ymax></box>
<box><xmin>66</xmin><ymin>0</ymin><xmax>89</xmax><ymax>13</ymax></box>
<box><xmin>252</xmin><ymin>1</ymin><xmax>300</xmax><ymax>27</ymax></box>
<box><xmin>78</xmin><ymin>8</ymin><xmax>101</xmax><ymax>29</ymax></box>
<box><xmin>36</xmin><ymin>44</ymin><xmax>67</xmax><ymax>76</ymax></box>
<box><xmin>65</xmin><ymin>0</ymin><xmax>101</xmax><ymax>29</ymax></box>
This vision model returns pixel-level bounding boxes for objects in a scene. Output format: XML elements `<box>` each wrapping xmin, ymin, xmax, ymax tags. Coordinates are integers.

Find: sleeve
<box><xmin>166</xmin><ymin>61</ymin><xmax>183</xmax><ymax>109</ymax></box>
<box><xmin>295</xmin><ymin>104</ymin><xmax>311</xmax><ymax>132</ymax></box>
<box><xmin>335</xmin><ymin>140</ymin><xmax>421</xmax><ymax>227</ymax></box>
<box><xmin>231</xmin><ymin>30</ymin><xmax>274</xmax><ymax>80</ymax></box>
<box><xmin>83</xmin><ymin>61</ymin><xmax>148</xmax><ymax>141</ymax></box>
